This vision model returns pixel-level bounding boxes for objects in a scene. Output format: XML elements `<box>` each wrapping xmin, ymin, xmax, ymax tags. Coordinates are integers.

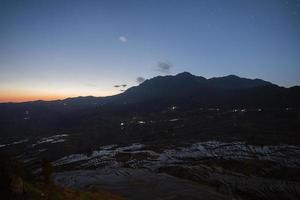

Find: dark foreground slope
<box><xmin>0</xmin><ymin>154</ymin><xmax>126</xmax><ymax>200</ymax></box>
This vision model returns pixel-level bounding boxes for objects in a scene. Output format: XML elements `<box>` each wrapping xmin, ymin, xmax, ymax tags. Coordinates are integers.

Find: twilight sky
<box><xmin>0</xmin><ymin>0</ymin><xmax>300</xmax><ymax>102</ymax></box>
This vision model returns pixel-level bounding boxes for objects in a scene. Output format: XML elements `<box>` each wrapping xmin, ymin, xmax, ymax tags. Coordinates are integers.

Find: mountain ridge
<box><xmin>0</xmin><ymin>73</ymin><xmax>299</xmax><ymax>107</ymax></box>
<box><xmin>105</xmin><ymin>72</ymin><xmax>298</xmax><ymax>107</ymax></box>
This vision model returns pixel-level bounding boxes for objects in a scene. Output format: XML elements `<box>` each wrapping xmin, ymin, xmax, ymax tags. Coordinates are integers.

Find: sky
<box><xmin>0</xmin><ymin>0</ymin><xmax>300</xmax><ymax>102</ymax></box>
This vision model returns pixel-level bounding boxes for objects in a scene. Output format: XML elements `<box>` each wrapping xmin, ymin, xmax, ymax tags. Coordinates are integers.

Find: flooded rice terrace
<box><xmin>2</xmin><ymin>133</ymin><xmax>300</xmax><ymax>199</ymax></box>
<box><xmin>52</xmin><ymin>141</ymin><xmax>300</xmax><ymax>200</ymax></box>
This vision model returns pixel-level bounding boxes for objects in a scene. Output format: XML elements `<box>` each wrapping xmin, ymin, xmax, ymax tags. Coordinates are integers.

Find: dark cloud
<box><xmin>114</xmin><ymin>84</ymin><xmax>127</xmax><ymax>88</ymax></box>
<box><xmin>136</xmin><ymin>76</ymin><xmax>145</xmax><ymax>84</ymax></box>
<box><xmin>156</xmin><ymin>61</ymin><xmax>172</xmax><ymax>73</ymax></box>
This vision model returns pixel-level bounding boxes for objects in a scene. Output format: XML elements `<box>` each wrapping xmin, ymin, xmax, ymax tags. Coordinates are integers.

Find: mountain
<box><xmin>103</xmin><ymin>72</ymin><xmax>299</xmax><ymax>108</ymax></box>
<box><xmin>1</xmin><ymin>72</ymin><xmax>299</xmax><ymax>109</ymax></box>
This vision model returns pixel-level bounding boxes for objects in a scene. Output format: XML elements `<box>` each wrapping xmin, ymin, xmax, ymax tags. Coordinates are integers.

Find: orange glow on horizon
<box><xmin>0</xmin><ymin>89</ymin><xmax>119</xmax><ymax>103</ymax></box>
<box><xmin>0</xmin><ymin>94</ymin><xmax>78</xmax><ymax>103</ymax></box>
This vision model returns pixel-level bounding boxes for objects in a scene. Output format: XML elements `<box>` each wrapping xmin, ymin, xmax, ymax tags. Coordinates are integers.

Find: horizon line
<box><xmin>1</xmin><ymin>72</ymin><xmax>299</xmax><ymax>104</ymax></box>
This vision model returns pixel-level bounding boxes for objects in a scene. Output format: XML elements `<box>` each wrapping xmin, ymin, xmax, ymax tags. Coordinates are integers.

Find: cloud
<box><xmin>119</xmin><ymin>36</ymin><xmax>127</xmax><ymax>43</ymax></box>
<box><xmin>114</xmin><ymin>84</ymin><xmax>127</xmax><ymax>88</ymax></box>
<box><xmin>136</xmin><ymin>76</ymin><xmax>145</xmax><ymax>84</ymax></box>
<box><xmin>156</xmin><ymin>61</ymin><xmax>172</xmax><ymax>73</ymax></box>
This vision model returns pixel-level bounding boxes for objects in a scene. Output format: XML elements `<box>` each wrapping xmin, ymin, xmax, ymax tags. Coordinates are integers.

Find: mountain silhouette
<box><xmin>1</xmin><ymin>72</ymin><xmax>299</xmax><ymax>109</ymax></box>
<box><xmin>103</xmin><ymin>72</ymin><xmax>299</xmax><ymax>108</ymax></box>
